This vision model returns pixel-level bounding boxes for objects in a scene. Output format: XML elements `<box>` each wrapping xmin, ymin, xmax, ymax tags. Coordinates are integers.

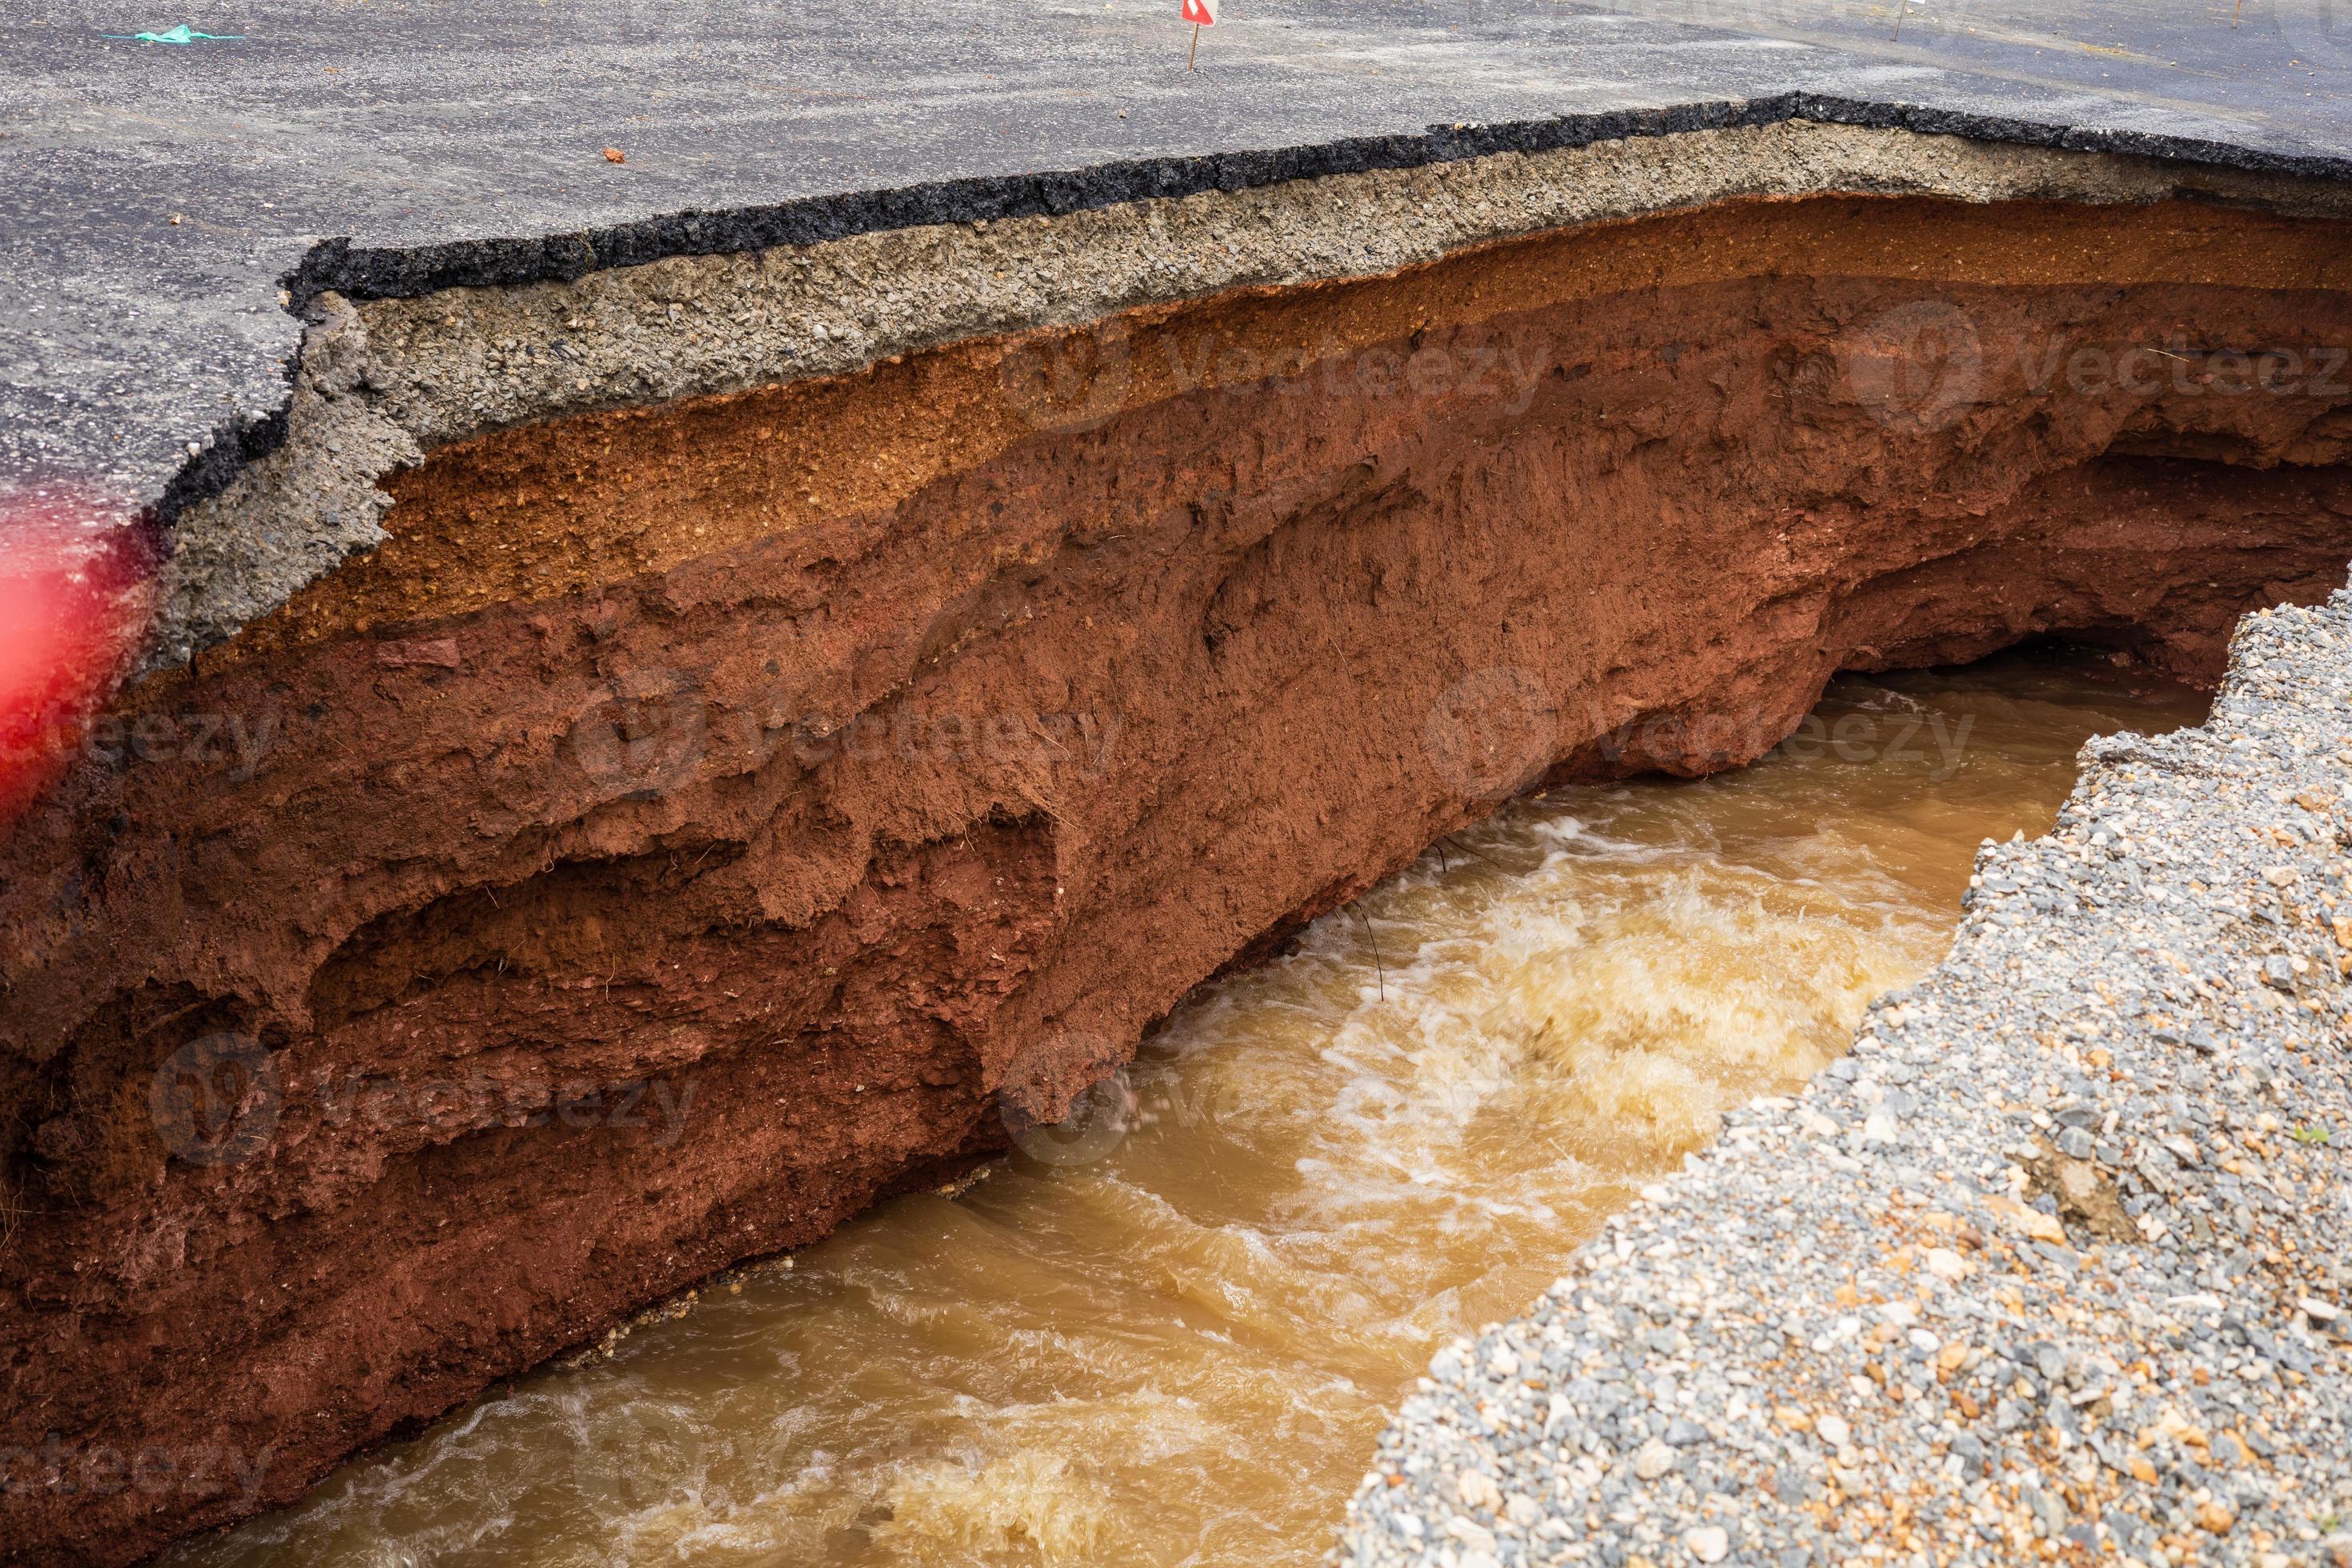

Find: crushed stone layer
<box><xmin>1337</xmin><ymin>589</ymin><xmax>2352</xmax><ymax>1568</ymax></box>
<box><xmin>154</xmin><ymin>118</ymin><xmax>2352</xmax><ymax>669</ymax></box>
<box><xmin>13</xmin><ymin>0</ymin><xmax>2352</xmax><ymax>525</ymax></box>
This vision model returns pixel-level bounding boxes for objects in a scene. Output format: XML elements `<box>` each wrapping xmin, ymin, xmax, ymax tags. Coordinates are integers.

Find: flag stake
<box><xmin>1188</xmin><ymin>21</ymin><xmax>1200</xmax><ymax>70</ymax></box>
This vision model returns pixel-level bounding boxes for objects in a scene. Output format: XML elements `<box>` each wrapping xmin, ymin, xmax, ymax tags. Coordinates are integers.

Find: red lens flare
<box><xmin>0</xmin><ymin>487</ymin><xmax>159</xmax><ymax>830</ymax></box>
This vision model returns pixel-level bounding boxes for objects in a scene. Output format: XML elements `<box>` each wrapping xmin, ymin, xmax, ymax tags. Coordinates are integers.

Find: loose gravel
<box><xmin>1336</xmin><ymin>587</ymin><xmax>2352</xmax><ymax>1568</ymax></box>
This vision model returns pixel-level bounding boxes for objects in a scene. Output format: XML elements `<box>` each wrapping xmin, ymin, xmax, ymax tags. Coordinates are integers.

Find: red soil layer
<box><xmin>4</xmin><ymin>195</ymin><xmax>2352</xmax><ymax>1563</ymax></box>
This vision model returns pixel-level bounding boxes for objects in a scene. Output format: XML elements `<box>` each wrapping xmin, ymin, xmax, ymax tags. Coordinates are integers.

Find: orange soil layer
<box><xmin>230</xmin><ymin>195</ymin><xmax>2352</xmax><ymax>648</ymax></box>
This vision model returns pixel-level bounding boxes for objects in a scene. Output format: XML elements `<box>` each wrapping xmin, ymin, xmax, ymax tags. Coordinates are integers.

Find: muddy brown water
<box><xmin>172</xmin><ymin>653</ymin><xmax>2208</xmax><ymax>1568</ymax></box>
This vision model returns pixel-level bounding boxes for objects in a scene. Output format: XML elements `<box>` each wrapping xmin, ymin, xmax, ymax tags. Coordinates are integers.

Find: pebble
<box><xmin>1336</xmin><ymin>589</ymin><xmax>2352</xmax><ymax>1567</ymax></box>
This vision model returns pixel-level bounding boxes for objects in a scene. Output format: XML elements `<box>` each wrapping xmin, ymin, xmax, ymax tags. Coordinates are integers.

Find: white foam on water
<box><xmin>169</xmin><ymin>658</ymin><xmax>2208</xmax><ymax>1568</ymax></box>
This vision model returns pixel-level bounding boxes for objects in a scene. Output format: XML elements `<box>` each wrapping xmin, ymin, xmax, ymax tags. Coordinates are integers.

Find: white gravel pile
<box><xmin>1336</xmin><ymin>587</ymin><xmax>2352</xmax><ymax>1568</ymax></box>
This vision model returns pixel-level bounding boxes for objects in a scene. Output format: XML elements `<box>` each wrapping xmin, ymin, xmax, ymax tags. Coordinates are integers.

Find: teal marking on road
<box><xmin>104</xmin><ymin>24</ymin><xmax>246</xmax><ymax>44</ymax></box>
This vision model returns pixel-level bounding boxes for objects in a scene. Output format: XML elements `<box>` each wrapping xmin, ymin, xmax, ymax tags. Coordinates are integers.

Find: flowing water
<box><xmin>176</xmin><ymin>652</ymin><xmax>2209</xmax><ymax>1568</ymax></box>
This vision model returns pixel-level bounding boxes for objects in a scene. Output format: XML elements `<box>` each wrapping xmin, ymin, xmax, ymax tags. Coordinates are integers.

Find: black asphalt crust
<box><xmin>150</xmin><ymin>92</ymin><xmax>2347</xmax><ymax>534</ymax></box>
<box><xmin>280</xmin><ymin>93</ymin><xmax>2352</xmax><ymax>313</ymax></box>
<box><xmin>157</xmin><ymin>400</ymin><xmax>294</xmax><ymax>532</ymax></box>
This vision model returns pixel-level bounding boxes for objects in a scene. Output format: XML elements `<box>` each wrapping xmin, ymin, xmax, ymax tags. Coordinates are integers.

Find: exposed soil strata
<box><xmin>6</xmin><ymin>193</ymin><xmax>2352</xmax><ymax>1563</ymax></box>
<box><xmin>147</xmin><ymin>118</ymin><xmax>2352</xmax><ymax>669</ymax></box>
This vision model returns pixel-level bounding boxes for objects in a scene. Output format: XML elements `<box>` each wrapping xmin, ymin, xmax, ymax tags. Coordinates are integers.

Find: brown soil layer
<box><xmin>6</xmin><ymin>193</ymin><xmax>2352</xmax><ymax>1565</ymax></box>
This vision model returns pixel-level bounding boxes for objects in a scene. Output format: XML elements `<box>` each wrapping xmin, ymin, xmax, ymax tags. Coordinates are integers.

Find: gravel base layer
<box><xmin>1335</xmin><ymin>588</ymin><xmax>2352</xmax><ymax>1568</ymax></box>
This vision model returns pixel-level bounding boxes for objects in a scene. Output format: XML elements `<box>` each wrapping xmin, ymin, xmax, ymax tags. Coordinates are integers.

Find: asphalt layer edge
<box><xmin>136</xmin><ymin>91</ymin><xmax>2352</xmax><ymax>533</ymax></box>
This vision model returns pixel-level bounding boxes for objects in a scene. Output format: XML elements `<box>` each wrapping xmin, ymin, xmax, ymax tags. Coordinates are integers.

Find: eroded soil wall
<box><xmin>6</xmin><ymin>194</ymin><xmax>2352</xmax><ymax>1563</ymax></box>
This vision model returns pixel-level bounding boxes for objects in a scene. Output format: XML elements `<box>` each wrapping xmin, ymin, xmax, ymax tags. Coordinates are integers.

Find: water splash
<box><xmin>173</xmin><ymin>654</ymin><xmax>2208</xmax><ymax>1568</ymax></box>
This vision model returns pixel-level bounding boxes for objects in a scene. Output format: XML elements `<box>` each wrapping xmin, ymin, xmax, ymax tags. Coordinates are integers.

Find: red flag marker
<box><xmin>0</xmin><ymin>486</ymin><xmax>158</xmax><ymax>832</ymax></box>
<box><xmin>1182</xmin><ymin>0</ymin><xmax>1217</xmax><ymax>70</ymax></box>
